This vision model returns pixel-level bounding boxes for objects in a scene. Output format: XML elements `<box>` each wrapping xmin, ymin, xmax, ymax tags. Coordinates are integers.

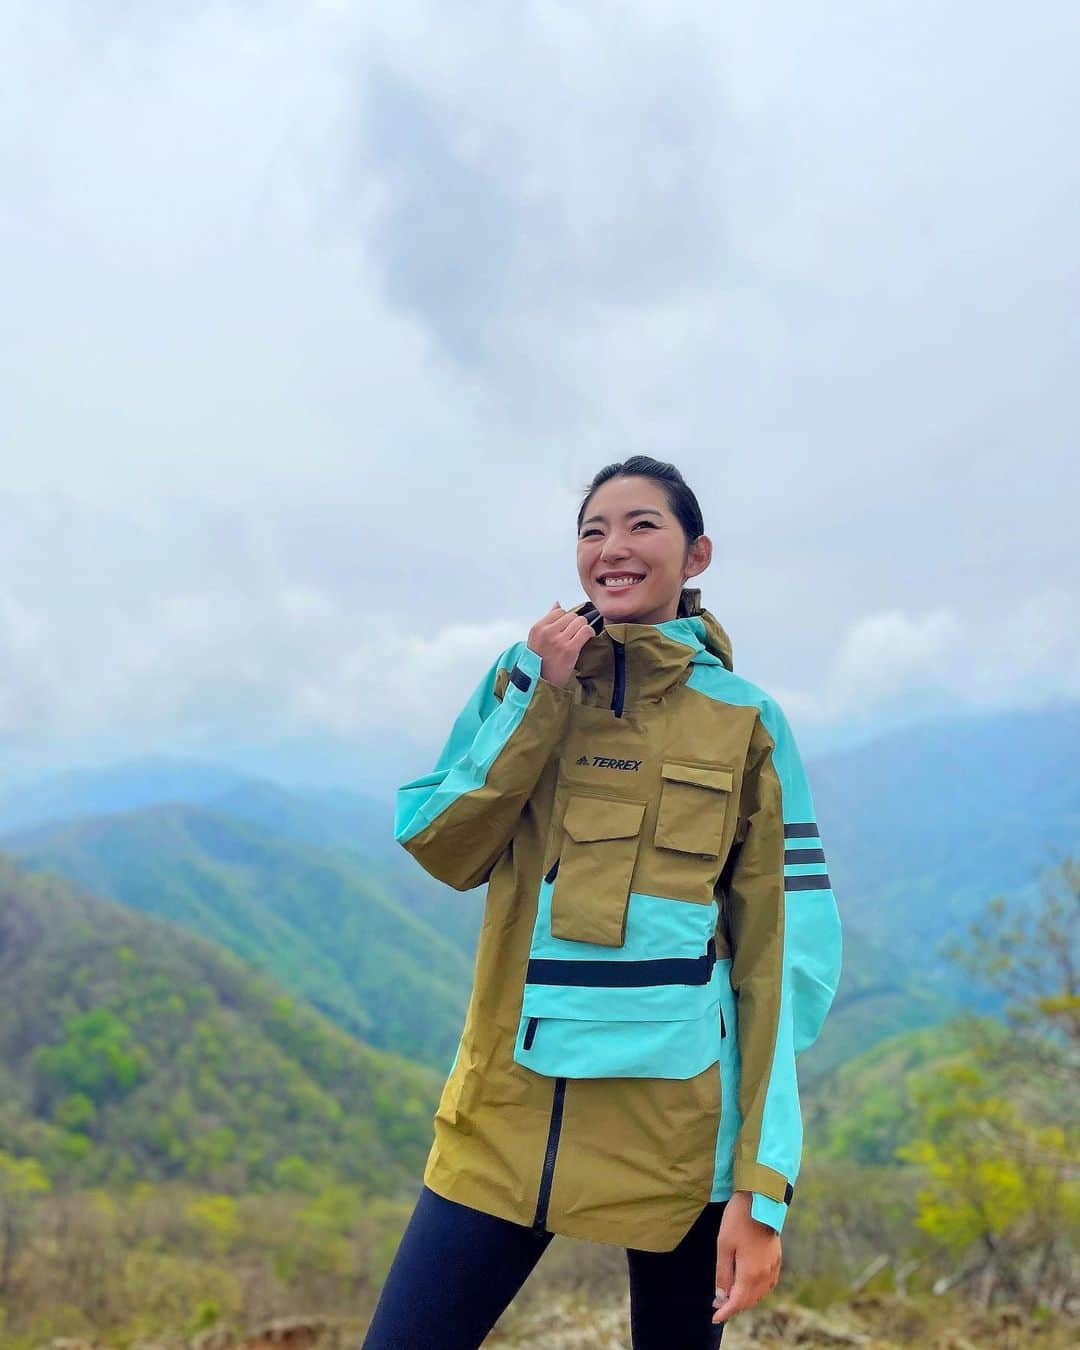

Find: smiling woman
<box><xmin>575</xmin><ymin>465</ymin><xmax>712</xmax><ymax>625</ymax></box>
<box><xmin>366</xmin><ymin>456</ymin><xmax>843</xmax><ymax>1350</ymax></box>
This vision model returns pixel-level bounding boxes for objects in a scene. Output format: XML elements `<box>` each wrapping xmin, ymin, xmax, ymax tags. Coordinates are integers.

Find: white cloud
<box><xmin>775</xmin><ymin>590</ymin><xmax>1080</xmax><ymax>735</ymax></box>
<box><xmin>0</xmin><ymin>1</ymin><xmax>1076</xmax><ymax>768</ymax></box>
<box><xmin>828</xmin><ymin>609</ymin><xmax>964</xmax><ymax>710</ymax></box>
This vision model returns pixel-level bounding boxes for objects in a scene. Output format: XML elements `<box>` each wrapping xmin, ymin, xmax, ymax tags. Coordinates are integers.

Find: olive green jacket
<box><xmin>395</xmin><ymin>590</ymin><xmax>842</xmax><ymax>1251</ymax></box>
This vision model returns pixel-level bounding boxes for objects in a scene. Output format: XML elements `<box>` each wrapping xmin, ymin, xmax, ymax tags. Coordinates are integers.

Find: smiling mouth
<box><xmin>598</xmin><ymin>574</ymin><xmax>645</xmax><ymax>588</ymax></box>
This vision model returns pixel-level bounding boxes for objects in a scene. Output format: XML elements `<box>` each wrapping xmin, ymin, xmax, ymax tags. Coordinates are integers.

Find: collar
<box><xmin>568</xmin><ymin>595</ymin><xmax>734</xmax><ymax>709</ymax></box>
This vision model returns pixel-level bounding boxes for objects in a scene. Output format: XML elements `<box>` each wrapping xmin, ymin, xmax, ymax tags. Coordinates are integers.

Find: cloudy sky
<box><xmin>2</xmin><ymin>1</ymin><xmax>1077</xmax><ymax>789</ymax></box>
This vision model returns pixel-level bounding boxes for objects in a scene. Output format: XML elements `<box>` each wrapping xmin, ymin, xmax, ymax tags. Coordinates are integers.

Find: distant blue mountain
<box><xmin>0</xmin><ymin>753</ymin><xmax>250</xmax><ymax>835</ymax></box>
<box><xmin>809</xmin><ymin>700</ymin><xmax>1079</xmax><ymax>972</ymax></box>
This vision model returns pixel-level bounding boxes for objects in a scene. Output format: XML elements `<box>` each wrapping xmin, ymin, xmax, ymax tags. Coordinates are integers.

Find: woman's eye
<box><xmin>579</xmin><ymin>521</ymin><xmax>657</xmax><ymax>539</ymax></box>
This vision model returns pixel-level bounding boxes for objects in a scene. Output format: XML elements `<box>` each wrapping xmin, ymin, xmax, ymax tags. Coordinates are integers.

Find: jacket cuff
<box><xmin>510</xmin><ymin>642</ymin><xmax>574</xmax><ymax>705</ymax></box>
<box><xmin>733</xmin><ymin>1159</ymin><xmax>794</xmax><ymax>1233</ymax></box>
<box><xmin>750</xmin><ymin>1191</ymin><xmax>788</xmax><ymax>1233</ymax></box>
<box><xmin>501</xmin><ymin>644</ymin><xmax>541</xmax><ymax>702</ymax></box>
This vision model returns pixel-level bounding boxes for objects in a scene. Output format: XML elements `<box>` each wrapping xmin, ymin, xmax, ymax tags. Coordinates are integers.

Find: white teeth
<box><xmin>601</xmin><ymin>575</ymin><xmax>643</xmax><ymax>587</ymax></box>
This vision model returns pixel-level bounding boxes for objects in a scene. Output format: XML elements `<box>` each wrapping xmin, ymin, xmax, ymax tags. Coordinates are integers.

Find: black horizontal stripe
<box><xmin>509</xmin><ymin>663</ymin><xmax>532</xmax><ymax>692</ymax></box>
<box><xmin>784</xmin><ymin>873</ymin><xmax>832</xmax><ymax>892</ymax></box>
<box><xmin>527</xmin><ymin>938</ymin><xmax>716</xmax><ymax>988</ymax></box>
<box><xmin>785</xmin><ymin>847</ymin><xmax>825</xmax><ymax>865</ymax></box>
<box><xmin>783</xmin><ymin>821</ymin><xmax>818</xmax><ymax>838</ymax></box>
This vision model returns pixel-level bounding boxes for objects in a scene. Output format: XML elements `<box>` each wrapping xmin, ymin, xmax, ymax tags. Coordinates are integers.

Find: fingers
<box><xmin>556</xmin><ymin>603</ymin><xmax>603</xmax><ymax>634</ymax></box>
<box><xmin>563</xmin><ymin>601</ymin><xmax>603</xmax><ymax>650</ymax></box>
<box><xmin>714</xmin><ymin>1242</ymin><xmax>734</xmax><ymax>1305</ymax></box>
<box><xmin>713</xmin><ymin>1266</ymin><xmax>765</xmax><ymax>1324</ymax></box>
<box><xmin>539</xmin><ymin>603</ymin><xmax>600</xmax><ymax>647</ymax></box>
<box><xmin>536</xmin><ymin>603</ymin><xmax>581</xmax><ymax>640</ymax></box>
<box><xmin>713</xmin><ymin>1242</ymin><xmax>736</xmax><ymax>1324</ymax></box>
<box><xmin>712</xmin><ymin>1244</ymin><xmax>780</xmax><ymax>1324</ymax></box>
<box><xmin>713</xmin><ymin>1278</ymin><xmax>749</xmax><ymax>1324</ymax></box>
<box><xmin>568</xmin><ymin>610</ymin><xmax>600</xmax><ymax>654</ymax></box>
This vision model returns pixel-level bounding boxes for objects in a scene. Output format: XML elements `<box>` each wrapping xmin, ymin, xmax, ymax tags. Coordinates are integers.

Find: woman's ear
<box><xmin>684</xmin><ymin>534</ymin><xmax>713</xmax><ymax>581</ymax></box>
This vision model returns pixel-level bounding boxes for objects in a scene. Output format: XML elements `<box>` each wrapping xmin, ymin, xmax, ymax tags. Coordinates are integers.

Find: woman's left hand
<box><xmin>711</xmin><ymin>1190</ymin><xmax>782</xmax><ymax>1325</ymax></box>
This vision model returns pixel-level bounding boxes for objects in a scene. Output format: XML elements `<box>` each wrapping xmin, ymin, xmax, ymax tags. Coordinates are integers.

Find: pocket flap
<box><xmin>563</xmin><ymin>795</ymin><xmax>646</xmax><ymax>843</ymax></box>
<box><xmin>660</xmin><ymin>762</ymin><xmax>734</xmax><ymax>793</ymax></box>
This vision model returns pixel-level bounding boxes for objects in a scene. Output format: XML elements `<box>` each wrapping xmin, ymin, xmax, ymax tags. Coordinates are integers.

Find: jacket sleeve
<box><xmin>722</xmin><ymin>697</ymin><xmax>843</xmax><ymax>1233</ymax></box>
<box><xmin>394</xmin><ymin>641</ymin><xmax>573</xmax><ymax>891</ymax></box>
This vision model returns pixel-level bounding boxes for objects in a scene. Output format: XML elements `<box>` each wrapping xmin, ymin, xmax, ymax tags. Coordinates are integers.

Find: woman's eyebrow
<box><xmin>580</xmin><ymin>507</ymin><xmax>663</xmax><ymax>527</ymax></box>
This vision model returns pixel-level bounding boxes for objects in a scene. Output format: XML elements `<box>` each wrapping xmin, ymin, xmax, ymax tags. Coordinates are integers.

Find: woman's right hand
<box><xmin>528</xmin><ymin>602</ymin><xmax>601</xmax><ymax>689</ymax></box>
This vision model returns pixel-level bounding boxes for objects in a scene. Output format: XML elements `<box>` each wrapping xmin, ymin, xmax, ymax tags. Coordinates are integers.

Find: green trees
<box><xmin>897</xmin><ymin>857</ymin><xmax>1079</xmax><ymax>1310</ymax></box>
<box><xmin>0</xmin><ymin>1150</ymin><xmax>50</xmax><ymax>1296</ymax></box>
<box><xmin>34</xmin><ymin>1007</ymin><xmax>150</xmax><ymax>1108</ymax></box>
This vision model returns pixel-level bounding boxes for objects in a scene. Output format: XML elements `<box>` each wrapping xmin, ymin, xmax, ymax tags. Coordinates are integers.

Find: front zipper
<box><xmin>610</xmin><ymin>638</ymin><xmax>626</xmax><ymax>717</ymax></box>
<box><xmin>532</xmin><ymin>1075</ymin><xmax>567</xmax><ymax>1233</ymax></box>
<box><xmin>531</xmin><ymin>634</ymin><xmax>623</xmax><ymax>1235</ymax></box>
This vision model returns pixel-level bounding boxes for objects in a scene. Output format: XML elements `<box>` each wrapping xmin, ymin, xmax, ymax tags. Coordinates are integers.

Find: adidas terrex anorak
<box><xmin>394</xmin><ymin>592</ymin><xmax>843</xmax><ymax>1251</ymax></box>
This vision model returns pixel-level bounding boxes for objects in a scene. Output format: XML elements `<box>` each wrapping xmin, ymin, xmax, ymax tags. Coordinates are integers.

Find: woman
<box><xmin>363</xmin><ymin>457</ymin><xmax>843</xmax><ymax>1348</ymax></box>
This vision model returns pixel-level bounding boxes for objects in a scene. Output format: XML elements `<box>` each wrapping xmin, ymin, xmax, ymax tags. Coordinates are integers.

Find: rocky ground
<box><xmin>485</xmin><ymin>1290</ymin><xmax>1077</xmax><ymax>1348</ymax></box>
<box><xmin>34</xmin><ymin>1292</ymin><xmax>1079</xmax><ymax>1349</ymax></box>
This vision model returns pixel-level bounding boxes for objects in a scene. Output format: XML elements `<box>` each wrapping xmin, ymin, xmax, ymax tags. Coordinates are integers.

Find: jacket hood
<box><xmin>568</xmin><ymin>587</ymin><xmax>734</xmax><ymax>709</ymax></box>
<box><xmin>681</xmin><ymin>587</ymin><xmax>735</xmax><ymax>672</ymax></box>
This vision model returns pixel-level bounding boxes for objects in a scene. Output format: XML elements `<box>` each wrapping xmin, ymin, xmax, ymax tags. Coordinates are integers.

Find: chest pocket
<box><xmin>549</xmin><ymin>795</ymin><xmax>646</xmax><ymax>947</ymax></box>
<box><xmin>653</xmin><ymin>761</ymin><xmax>735</xmax><ymax>904</ymax></box>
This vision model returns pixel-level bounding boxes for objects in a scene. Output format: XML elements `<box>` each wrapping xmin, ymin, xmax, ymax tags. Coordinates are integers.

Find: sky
<box><xmin>2</xmin><ymin>1</ymin><xmax>1077</xmax><ymax>791</ymax></box>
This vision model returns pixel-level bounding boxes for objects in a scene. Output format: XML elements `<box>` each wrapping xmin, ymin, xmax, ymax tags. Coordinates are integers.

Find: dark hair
<box><xmin>577</xmin><ymin>455</ymin><xmax>704</xmax><ymax>545</ymax></box>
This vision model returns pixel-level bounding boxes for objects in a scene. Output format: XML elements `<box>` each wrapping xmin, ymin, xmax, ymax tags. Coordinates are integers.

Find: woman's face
<box><xmin>576</xmin><ymin>475</ymin><xmax>710</xmax><ymax>625</ymax></box>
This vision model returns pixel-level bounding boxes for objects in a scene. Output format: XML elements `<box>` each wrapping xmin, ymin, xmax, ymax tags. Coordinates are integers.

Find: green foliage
<box><xmin>894</xmin><ymin>858</ymin><xmax>1080</xmax><ymax>1303</ymax></box>
<box><xmin>53</xmin><ymin>1093</ymin><xmax>96</xmax><ymax>1132</ymax></box>
<box><xmin>273</xmin><ymin>1154</ymin><xmax>322</xmax><ymax>1193</ymax></box>
<box><xmin>4</xmin><ymin>801</ymin><xmax>475</xmax><ymax>1069</ymax></box>
<box><xmin>185</xmin><ymin>1194</ymin><xmax>239</xmax><ymax>1254</ymax></box>
<box><xmin>896</xmin><ymin>1059</ymin><xmax>1078</xmax><ymax>1254</ymax></box>
<box><xmin>0</xmin><ymin>854</ymin><xmax>440</xmax><ymax>1196</ymax></box>
<box><xmin>939</xmin><ymin>855</ymin><xmax>1080</xmax><ymax>1047</ymax></box>
<box><xmin>808</xmin><ymin>1017</ymin><xmax>980</xmax><ymax>1165</ymax></box>
<box><xmin>0</xmin><ymin>1149</ymin><xmax>51</xmax><ymax>1202</ymax></box>
<box><xmin>34</xmin><ymin>1007</ymin><xmax>151</xmax><ymax>1105</ymax></box>
<box><xmin>190</xmin><ymin>1299</ymin><xmax>223</xmax><ymax>1332</ymax></box>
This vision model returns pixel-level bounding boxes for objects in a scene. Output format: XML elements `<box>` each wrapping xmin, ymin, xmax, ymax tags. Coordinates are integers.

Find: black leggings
<box><xmin>361</xmin><ymin>1184</ymin><xmax>727</xmax><ymax>1349</ymax></box>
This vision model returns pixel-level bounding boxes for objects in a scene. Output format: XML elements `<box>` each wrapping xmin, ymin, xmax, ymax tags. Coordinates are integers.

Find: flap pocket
<box><xmin>655</xmin><ymin>761</ymin><xmax>734</xmax><ymax>860</ymax></box>
<box><xmin>563</xmin><ymin>795</ymin><xmax>646</xmax><ymax>843</ymax></box>
<box><xmin>660</xmin><ymin>762</ymin><xmax>734</xmax><ymax>793</ymax></box>
<box><xmin>550</xmin><ymin>795</ymin><xmax>646</xmax><ymax>946</ymax></box>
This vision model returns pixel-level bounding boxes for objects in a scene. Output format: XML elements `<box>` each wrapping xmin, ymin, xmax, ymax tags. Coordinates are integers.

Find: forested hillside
<box><xmin>0</xmin><ymin>853</ymin><xmax>440</xmax><ymax>1193</ymax></box>
<box><xmin>2</xmin><ymin>805</ymin><xmax>472</xmax><ymax>1069</ymax></box>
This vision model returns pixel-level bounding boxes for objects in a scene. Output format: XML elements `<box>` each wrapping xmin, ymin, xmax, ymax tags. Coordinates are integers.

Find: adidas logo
<box><xmin>574</xmin><ymin>754</ymin><xmax>642</xmax><ymax>771</ymax></box>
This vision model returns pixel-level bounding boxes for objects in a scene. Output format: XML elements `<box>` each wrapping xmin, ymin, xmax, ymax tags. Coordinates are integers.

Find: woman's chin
<box><xmin>594</xmin><ymin>599</ymin><xmax>648</xmax><ymax>623</ymax></box>
<box><xmin>587</xmin><ymin>583</ymin><xmax>656</xmax><ymax>623</ymax></box>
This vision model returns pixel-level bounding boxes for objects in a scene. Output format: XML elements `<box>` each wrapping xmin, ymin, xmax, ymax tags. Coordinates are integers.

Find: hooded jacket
<box><xmin>394</xmin><ymin>590</ymin><xmax>843</xmax><ymax>1252</ymax></box>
